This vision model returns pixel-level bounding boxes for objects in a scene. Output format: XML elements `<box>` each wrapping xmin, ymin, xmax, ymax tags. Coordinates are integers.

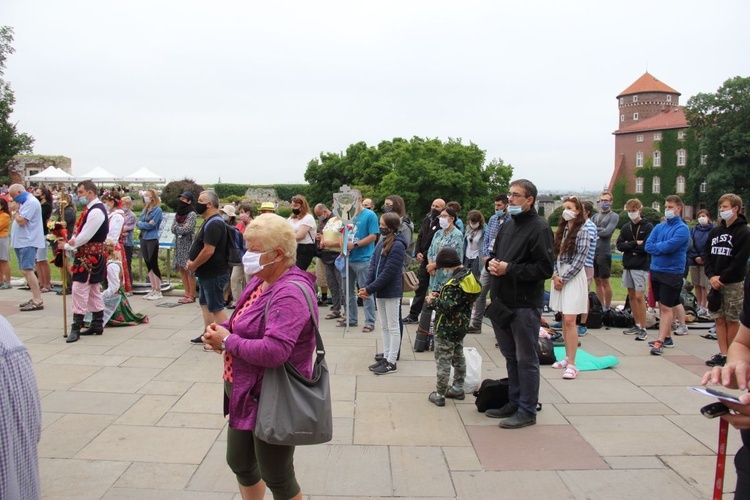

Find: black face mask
<box><xmin>196</xmin><ymin>202</ymin><xmax>208</xmax><ymax>215</ymax></box>
<box><xmin>382</xmin><ymin>205</ymin><xmax>394</xmax><ymax>213</ymax></box>
<box><xmin>379</xmin><ymin>228</ymin><xmax>392</xmax><ymax>237</ymax></box>
<box><xmin>180</xmin><ymin>200</ymin><xmax>191</xmax><ymax>205</ymax></box>
<box><xmin>292</xmin><ymin>208</ymin><xmax>301</xmax><ymax>216</ymax></box>
<box><xmin>431</xmin><ymin>208</ymin><xmax>440</xmax><ymax>217</ymax></box>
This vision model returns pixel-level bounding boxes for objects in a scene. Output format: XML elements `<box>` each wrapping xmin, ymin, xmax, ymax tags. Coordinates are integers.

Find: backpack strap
<box><xmin>262</xmin><ymin>280</ymin><xmax>324</xmax><ymax>360</ymax></box>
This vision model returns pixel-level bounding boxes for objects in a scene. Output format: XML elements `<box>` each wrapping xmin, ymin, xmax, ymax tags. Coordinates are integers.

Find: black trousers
<box><xmin>408</xmin><ymin>260</ymin><xmax>430</xmax><ymax>318</ymax></box>
<box><xmin>736</xmin><ymin>430</ymin><xmax>750</xmax><ymax>499</ymax></box>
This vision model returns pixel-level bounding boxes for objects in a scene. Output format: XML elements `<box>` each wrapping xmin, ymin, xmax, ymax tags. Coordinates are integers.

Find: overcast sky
<box><xmin>4</xmin><ymin>0</ymin><xmax>749</xmax><ymax>192</ymax></box>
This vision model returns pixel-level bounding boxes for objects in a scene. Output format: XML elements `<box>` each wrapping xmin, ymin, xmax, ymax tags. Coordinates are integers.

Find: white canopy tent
<box><xmin>122</xmin><ymin>167</ymin><xmax>165</xmax><ymax>184</ymax></box>
<box><xmin>25</xmin><ymin>166</ymin><xmax>75</xmax><ymax>183</ymax></box>
<box><xmin>72</xmin><ymin>166</ymin><xmax>122</xmax><ymax>183</ymax></box>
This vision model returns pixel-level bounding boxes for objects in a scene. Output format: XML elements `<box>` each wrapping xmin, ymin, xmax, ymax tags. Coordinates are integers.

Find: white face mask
<box><xmin>469</xmin><ymin>222</ymin><xmax>479</xmax><ymax>229</ymax></box>
<box><xmin>438</xmin><ymin>218</ymin><xmax>450</xmax><ymax>230</ymax></box>
<box><xmin>720</xmin><ymin>209</ymin><xmax>735</xmax><ymax>221</ymax></box>
<box><xmin>664</xmin><ymin>209</ymin><xmax>676</xmax><ymax>220</ymax></box>
<box><xmin>628</xmin><ymin>211</ymin><xmax>640</xmax><ymax>221</ymax></box>
<box><xmin>143</xmin><ymin>196</ymin><xmax>151</xmax><ymax>204</ymax></box>
<box><xmin>562</xmin><ymin>209</ymin><xmax>577</xmax><ymax>221</ymax></box>
<box><xmin>242</xmin><ymin>250</ymin><xmax>276</xmax><ymax>275</ymax></box>
<box><xmin>698</xmin><ymin>216</ymin><xmax>709</xmax><ymax>225</ymax></box>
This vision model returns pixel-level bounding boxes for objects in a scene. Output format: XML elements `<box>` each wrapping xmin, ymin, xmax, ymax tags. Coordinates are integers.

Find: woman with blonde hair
<box><xmin>136</xmin><ymin>189</ymin><xmax>163</xmax><ymax>300</ymax></box>
<box><xmin>287</xmin><ymin>194</ymin><xmax>316</xmax><ymax>271</ymax></box>
<box><xmin>549</xmin><ymin>196</ymin><xmax>591</xmax><ymax>380</ymax></box>
<box><xmin>202</xmin><ymin>214</ymin><xmax>318</xmax><ymax>500</ymax></box>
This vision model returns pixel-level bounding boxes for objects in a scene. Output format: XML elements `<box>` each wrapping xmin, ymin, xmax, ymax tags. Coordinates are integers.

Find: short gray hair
<box><xmin>202</xmin><ymin>190</ymin><xmax>220</xmax><ymax>209</ymax></box>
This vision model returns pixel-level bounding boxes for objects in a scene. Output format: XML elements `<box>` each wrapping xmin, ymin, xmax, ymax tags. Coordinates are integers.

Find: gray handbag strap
<box><xmin>262</xmin><ymin>280</ymin><xmax>325</xmax><ymax>360</ymax></box>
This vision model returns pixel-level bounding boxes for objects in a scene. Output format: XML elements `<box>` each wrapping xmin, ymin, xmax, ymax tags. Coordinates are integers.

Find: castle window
<box><xmin>633</xmin><ymin>112</ymin><xmax>639</xmax><ymax>121</ymax></box>
<box><xmin>636</xmin><ymin>135</ymin><xmax>644</xmax><ymax>143</ymax></box>
<box><xmin>677</xmin><ymin>149</ymin><xmax>686</xmax><ymax>166</ymax></box>
<box><xmin>652</xmin><ymin>176</ymin><xmax>661</xmax><ymax>194</ymax></box>
<box><xmin>635</xmin><ymin>177</ymin><xmax>644</xmax><ymax>194</ymax></box>
<box><xmin>636</xmin><ymin>151</ymin><xmax>643</xmax><ymax>167</ymax></box>
<box><xmin>676</xmin><ymin>175</ymin><xmax>686</xmax><ymax>194</ymax></box>
<box><xmin>653</xmin><ymin>151</ymin><xmax>661</xmax><ymax>167</ymax></box>
<box><xmin>620</xmin><ymin>97</ymin><xmax>624</xmax><ymax>105</ymax></box>
<box><xmin>701</xmin><ymin>155</ymin><xmax>708</xmax><ymax>165</ymax></box>
<box><xmin>633</xmin><ymin>95</ymin><xmax>639</xmax><ymax>103</ymax></box>
<box><xmin>621</xmin><ymin>114</ymin><xmax>625</xmax><ymax>122</ymax></box>
<box><xmin>700</xmin><ymin>181</ymin><xmax>707</xmax><ymax>193</ymax></box>
<box><xmin>666</xmin><ymin>95</ymin><xmax>672</xmax><ymax>102</ymax></box>
<box><xmin>684</xmin><ymin>205</ymin><xmax>693</xmax><ymax>219</ymax></box>
<box><xmin>652</xmin><ymin>201</ymin><xmax>660</xmax><ymax>212</ymax></box>
<box><xmin>653</xmin><ymin>132</ymin><xmax>661</xmax><ymax>141</ymax></box>
<box><xmin>678</xmin><ymin>130</ymin><xmax>686</xmax><ymax>140</ymax></box>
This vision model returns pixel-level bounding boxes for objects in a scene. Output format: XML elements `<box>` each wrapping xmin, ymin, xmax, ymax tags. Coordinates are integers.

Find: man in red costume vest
<box><xmin>57</xmin><ymin>180</ymin><xmax>109</xmax><ymax>343</ymax></box>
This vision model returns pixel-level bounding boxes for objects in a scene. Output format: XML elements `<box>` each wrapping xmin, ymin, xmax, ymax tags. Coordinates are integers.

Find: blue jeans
<box><xmin>198</xmin><ymin>272</ymin><xmax>230</xmax><ymax>313</ymax></box>
<box><xmin>347</xmin><ymin>260</ymin><xmax>376</xmax><ymax>326</ymax></box>
<box><xmin>491</xmin><ymin>307</ymin><xmax>541</xmax><ymax>416</ymax></box>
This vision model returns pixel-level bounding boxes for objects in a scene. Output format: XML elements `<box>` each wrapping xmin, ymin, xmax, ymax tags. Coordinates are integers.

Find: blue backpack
<box><xmin>206</xmin><ymin>218</ymin><xmax>245</xmax><ymax>266</ymax></box>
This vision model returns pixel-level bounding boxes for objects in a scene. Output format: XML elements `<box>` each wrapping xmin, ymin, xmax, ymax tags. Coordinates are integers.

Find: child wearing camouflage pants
<box><xmin>427</xmin><ymin>248</ymin><xmax>481</xmax><ymax>406</ymax></box>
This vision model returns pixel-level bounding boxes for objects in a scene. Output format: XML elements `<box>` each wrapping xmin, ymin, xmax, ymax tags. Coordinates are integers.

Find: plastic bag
<box><xmin>450</xmin><ymin>347</ymin><xmax>482</xmax><ymax>393</ymax></box>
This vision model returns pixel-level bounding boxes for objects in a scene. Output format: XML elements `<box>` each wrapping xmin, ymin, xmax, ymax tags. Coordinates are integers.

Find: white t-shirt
<box><xmin>288</xmin><ymin>214</ymin><xmax>316</xmax><ymax>244</ymax></box>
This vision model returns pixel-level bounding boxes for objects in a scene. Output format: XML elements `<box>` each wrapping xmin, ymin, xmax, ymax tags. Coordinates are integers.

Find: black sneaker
<box><xmin>190</xmin><ymin>335</ymin><xmax>204</xmax><ymax>345</ymax></box>
<box><xmin>373</xmin><ymin>361</ymin><xmax>397</xmax><ymax>375</ymax></box>
<box><xmin>402</xmin><ymin>315</ymin><xmax>419</xmax><ymax>324</ymax></box>
<box><xmin>635</xmin><ymin>329</ymin><xmax>648</xmax><ymax>341</ymax></box>
<box><xmin>428</xmin><ymin>392</ymin><xmax>445</xmax><ymax>407</ymax></box>
<box><xmin>485</xmin><ymin>403</ymin><xmax>518</xmax><ymax>418</ymax></box>
<box><xmin>706</xmin><ymin>353</ymin><xmax>727</xmax><ymax>367</ymax></box>
<box><xmin>445</xmin><ymin>387</ymin><xmax>465</xmax><ymax>400</ymax></box>
<box><xmin>498</xmin><ymin>411</ymin><xmax>536</xmax><ymax>429</ymax></box>
<box><xmin>369</xmin><ymin>359</ymin><xmax>385</xmax><ymax>371</ymax></box>
<box><xmin>466</xmin><ymin>324</ymin><xmax>482</xmax><ymax>334</ymax></box>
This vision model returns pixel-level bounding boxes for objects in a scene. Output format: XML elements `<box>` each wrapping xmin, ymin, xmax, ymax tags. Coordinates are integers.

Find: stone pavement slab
<box><xmin>4</xmin><ymin>287</ymin><xmax>735</xmax><ymax>498</ymax></box>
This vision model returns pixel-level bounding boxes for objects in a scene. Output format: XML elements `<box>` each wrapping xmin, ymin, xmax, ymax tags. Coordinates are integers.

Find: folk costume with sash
<box><xmin>63</xmin><ymin>198</ymin><xmax>108</xmax><ymax>343</ymax></box>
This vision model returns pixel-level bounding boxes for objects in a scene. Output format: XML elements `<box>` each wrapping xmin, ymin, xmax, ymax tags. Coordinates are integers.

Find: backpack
<box><xmin>473</xmin><ymin>378</ymin><xmax>542</xmax><ymax>413</ymax></box>
<box><xmin>206</xmin><ymin>218</ymin><xmax>245</xmax><ymax>266</ymax></box>
<box><xmin>680</xmin><ymin>288</ymin><xmax>698</xmax><ymax>318</ymax></box>
<box><xmin>603</xmin><ymin>308</ymin><xmax>635</xmax><ymax>328</ymax></box>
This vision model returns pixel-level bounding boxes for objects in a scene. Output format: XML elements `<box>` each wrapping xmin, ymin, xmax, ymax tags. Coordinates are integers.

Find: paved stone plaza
<box><xmin>3</xmin><ymin>288</ymin><xmax>739</xmax><ymax>499</ymax></box>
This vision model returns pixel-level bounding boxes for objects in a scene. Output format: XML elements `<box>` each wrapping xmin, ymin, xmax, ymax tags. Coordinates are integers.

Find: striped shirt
<box><xmin>554</xmin><ymin>225</ymin><xmax>592</xmax><ymax>283</ymax></box>
<box><xmin>482</xmin><ymin>213</ymin><xmax>511</xmax><ymax>258</ymax></box>
<box><xmin>0</xmin><ymin>316</ymin><xmax>42</xmax><ymax>500</ymax></box>
<box><xmin>583</xmin><ymin>219</ymin><xmax>597</xmax><ymax>268</ymax></box>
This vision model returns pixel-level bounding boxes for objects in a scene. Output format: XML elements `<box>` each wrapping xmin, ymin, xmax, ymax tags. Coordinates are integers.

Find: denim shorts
<box><xmin>15</xmin><ymin>247</ymin><xmax>37</xmax><ymax>270</ymax></box>
<box><xmin>198</xmin><ymin>272</ymin><xmax>230</xmax><ymax>313</ymax></box>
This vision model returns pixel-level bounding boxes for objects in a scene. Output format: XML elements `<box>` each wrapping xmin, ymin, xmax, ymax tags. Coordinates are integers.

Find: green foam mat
<box><xmin>553</xmin><ymin>346</ymin><xmax>619</xmax><ymax>371</ymax></box>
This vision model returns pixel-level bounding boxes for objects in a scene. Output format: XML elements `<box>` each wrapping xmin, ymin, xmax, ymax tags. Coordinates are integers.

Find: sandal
<box><xmin>551</xmin><ymin>357</ymin><xmax>569</xmax><ymax>369</ymax></box>
<box><xmin>20</xmin><ymin>300</ymin><xmax>44</xmax><ymax>312</ymax></box>
<box><xmin>178</xmin><ymin>296</ymin><xmax>196</xmax><ymax>304</ymax></box>
<box><xmin>325</xmin><ymin>311</ymin><xmax>342</xmax><ymax>320</ymax></box>
<box><xmin>563</xmin><ymin>365</ymin><xmax>579</xmax><ymax>380</ymax></box>
<box><xmin>362</xmin><ymin>325</ymin><xmax>374</xmax><ymax>333</ymax></box>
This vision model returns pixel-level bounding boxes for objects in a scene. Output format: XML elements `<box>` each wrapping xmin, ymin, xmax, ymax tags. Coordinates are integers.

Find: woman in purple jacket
<box><xmin>202</xmin><ymin>213</ymin><xmax>317</xmax><ymax>500</ymax></box>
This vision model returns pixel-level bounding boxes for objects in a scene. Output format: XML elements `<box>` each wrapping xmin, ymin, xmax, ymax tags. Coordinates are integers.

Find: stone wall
<box><xmin>8</xmin><ymin>155</ymin><xmax>72</xmax><ymax>184</ymax></box>
<box><xmin>243</xmin><ymin>187</ymin><xmax>279</xmax><ymax>203</ymax></box>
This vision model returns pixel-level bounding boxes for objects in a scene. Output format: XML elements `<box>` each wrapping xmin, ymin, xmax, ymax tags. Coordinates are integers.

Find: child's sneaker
<box><xmin>373</xmin><ymin>361</ymin><xmax>397</xmax><ymax>375</ymax></box>
<box><xmin>428</xmin><ymin>392</ymin><xmax>445</xmax><ymax>407</ymax></box>
<box><xmin>577</xmin><ymin>326</ymin><xmax>588</xmax><ymax>336</ymax></box>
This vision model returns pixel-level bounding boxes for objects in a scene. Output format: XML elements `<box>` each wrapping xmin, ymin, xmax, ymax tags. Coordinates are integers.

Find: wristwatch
<box><xmin>221</xmin><ymin>334</ymin><xmax>232</xmax><ymax>352</ymax></box>
<box><xmin>353</xmin><ymin>242</ymin><xmax>359</xmax><ymax>249</ymax></box>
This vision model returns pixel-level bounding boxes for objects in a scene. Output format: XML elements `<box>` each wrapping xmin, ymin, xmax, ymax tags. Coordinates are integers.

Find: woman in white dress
<box><xmin>549</xmin><ymin>196</ymin><xmax>591</xmax><ymax>380</ymax></box>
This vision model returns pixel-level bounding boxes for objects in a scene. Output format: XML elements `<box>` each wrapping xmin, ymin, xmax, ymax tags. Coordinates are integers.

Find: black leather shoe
<box><xmin>485</xmin><ymin>403</ymin><xmax>518</xmax><ymax>418</ymax></box>
<box><xmin>498</xmin><ymin>411</ymin><xmax>536</xmax><ymax>429</ymax></box>
<box><xmin>402</xmin><ymin>315</ymin><xmax>419</xmax><ymax>324</ymax></box>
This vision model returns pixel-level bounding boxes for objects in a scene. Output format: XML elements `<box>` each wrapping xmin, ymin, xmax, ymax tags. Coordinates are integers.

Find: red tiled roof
<box><xmin>615</xmin><ymin>107</ymin><xmax>688</xmax><ymax>134</ymax></box>
<box><xmin>617</xmin><ymin>72</ymin><xmax>680</xmax><ymax>98</ymax></box>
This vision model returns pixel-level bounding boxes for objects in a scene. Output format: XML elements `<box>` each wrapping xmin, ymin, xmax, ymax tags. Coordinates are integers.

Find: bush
<box><xmin>273</xmin><ymin>185</ymin><xmax>309</xmax><ymax>204</ymax></box>
<box><xmin>547</xmin><ymin>206</ymin><xmax>563</xmax><ymax>226</ymax></box>
<box><xmin>161</xmin><ymin>178</ymin><xmax>205</xmax><ymax>211</ymax></box>
<box><xmin>611</xmin><ymin>259</ymin><xmax>623</xmax><ymax>276</ymax></box>
<box><xmin>213</xmin><ymin>183</ymin><xmax>248</xmax><ymax>198</ymax></box>
<box><xmin>222</xmin><ymin>195</ymin><xmax>244</xmax><ymax>205</ymax></box>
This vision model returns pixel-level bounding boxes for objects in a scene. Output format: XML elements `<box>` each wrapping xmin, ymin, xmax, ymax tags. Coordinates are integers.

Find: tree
<box><xmin>0</xmin><ymin>26</ymin><xmax>34</xmax><ymax>175</ymax></box>
<box><xmin>161</xmin><ymin>178</ymin><xmax>204</xmax><ymax>212</ymax></box>
<box><xmin>304</xmin><ymin>136</ymin><xmax>513</xmax><ymax>220</ymax></box>
<box><xmin>685</xmin><ymin>76</ymin><xmax>750</xmax><ymax>210</ymax></box>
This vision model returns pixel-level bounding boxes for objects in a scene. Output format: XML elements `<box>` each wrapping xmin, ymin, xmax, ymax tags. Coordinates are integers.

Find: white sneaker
<box><xmin>146</xmin><ymin>291</ymin><xmax>163</xmax><ymax>300</ymax></box>
<box><xmin>674</xmin><ymin>324</ymin><xmax>689</xmax><ymax>336</ymax></box>
<box><xmin>142</xmin><ymin>291</ymin><xmax>154</xmax><ymax>300</ymax></box>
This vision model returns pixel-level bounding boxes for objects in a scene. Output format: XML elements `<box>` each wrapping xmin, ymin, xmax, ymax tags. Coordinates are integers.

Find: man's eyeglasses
<box><xmin>507</xmin><ymin>192</ymin><xmax>526</xmax><ymax>199</ymax></box>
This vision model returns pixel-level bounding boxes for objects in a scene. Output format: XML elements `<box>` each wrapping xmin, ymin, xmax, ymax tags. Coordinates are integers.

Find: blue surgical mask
<box><xmin>495</xmin><ymin>209</ymin><xmax>505</xmax><ymax>217</ymax></box>
<box><xmin>507</xmin><ymin>205</ymin><xmax>523</xmax><ymax>216</ymax></box>
<box><xmin>599</xmin><ymin>201</ymin><xmax>611</xmax><ymax>211</ymax></box>
<box><xmin>664</xmin><ymin>209</ymin><xmax>676</xmax><ymax>220</ymax></box>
